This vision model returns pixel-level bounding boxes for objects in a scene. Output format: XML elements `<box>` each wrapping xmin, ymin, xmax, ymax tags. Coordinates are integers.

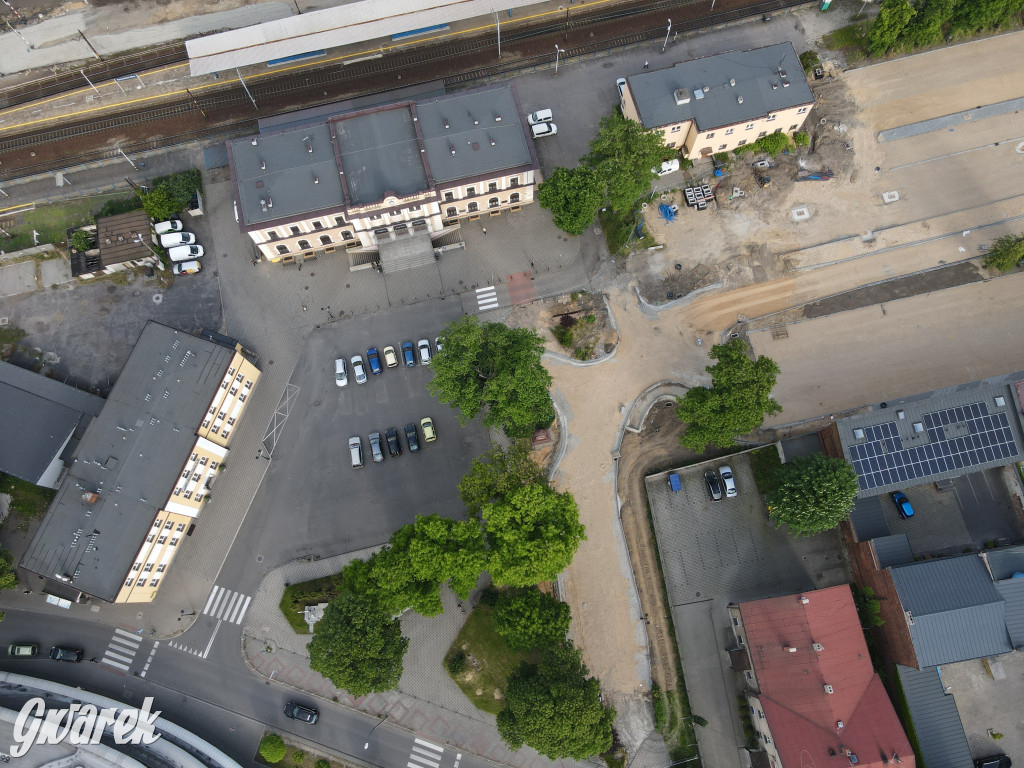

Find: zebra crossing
<box><xmin>408</xmin><ymin>738</ymin><xmax>445</xmax><ymax>768</ymax></box>
<box><xmin>475</xmin><ymin>286</ymin><xmax>499</xmax><ymax>311</ymax></box>
<box><xmin>201</xmin><ymin>584</ymin><xmax>252</xmax><ymax>625</ymax></box>
<box><xmin>100</xmin><ymin>628</ymin><xmax>144</xmax><ymax>671</ymax></box>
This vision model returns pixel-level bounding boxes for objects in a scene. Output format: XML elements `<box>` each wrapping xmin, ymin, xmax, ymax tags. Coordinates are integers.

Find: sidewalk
<box><xmin>239</xmin><ymin>552</ymin><xmax>590</xmax><ymax>768</ymax></box>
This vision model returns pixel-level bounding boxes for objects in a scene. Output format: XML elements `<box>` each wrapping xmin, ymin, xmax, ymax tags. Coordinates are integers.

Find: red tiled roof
<box><xmin>740</xmin><ymin>585</ymin><xmax>914</xmax><ymax>768</ymax></box>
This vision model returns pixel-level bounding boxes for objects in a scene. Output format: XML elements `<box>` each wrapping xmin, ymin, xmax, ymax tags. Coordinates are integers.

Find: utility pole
<box><xmin>80</xmin><ymin>70</ymin><xmax>100</xmax><ymax>97</ymax></box>
<box><xmin>236</xmin><ymin>68</ymin><xmax>258</xmax><ymax>110</ymax></box>
<box><xmin>8</xmin><ymin>20</ymin><xmax>31</xmax><ymax>48</ymax></box>
<box><xmin>78</xmin><ymin>29</ymin><xmax>102</xmax><ymax>60</ymax></box>
<box><xmin>118</xmin><ymin>150</ymin><xmax>137</xmax><ymax>170</ymax></box>
<box><xmin>554</xmin><ymin>45</ymin><xmax>564</xmax><ymax>77</ymax></box>
<box><xmin>494</xmin><ymin>11</ymin><xmax>501</xmax><ymax>58</ymax></box>
<box><xmin>662</xmin><ymin>19</ymin><xmax>672</xmax><ymax>53</ymax></box>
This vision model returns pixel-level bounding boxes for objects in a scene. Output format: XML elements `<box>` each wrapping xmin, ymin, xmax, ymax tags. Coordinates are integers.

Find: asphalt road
<box><xmin>0</xmin><ymin>607</ymin><xmax>487</xmax><ymax>768</ymax></box>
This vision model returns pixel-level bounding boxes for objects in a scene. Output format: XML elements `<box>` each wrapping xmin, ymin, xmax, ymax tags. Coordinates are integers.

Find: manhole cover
<box><xmin>257</xmin><ymin>555</ymin><xmax>263</xmax><ymax>562</ymax></box>
<box><xmin>152</xmin><ymin>294</ymin><xmax>163</xmax><ymax>304</ymax></box>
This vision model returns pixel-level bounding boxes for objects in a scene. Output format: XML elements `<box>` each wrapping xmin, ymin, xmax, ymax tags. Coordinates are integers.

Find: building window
<box><xmin>222</xmin><ymin>429</ymin><xmax>231</xmax><ymax>439</ymax></box>
<box><xmin>132</xmin><ymin>563</ymin><xmax>141</xmax><ymax>572</ymax></box>
<box><xmin>165</xmin><ymin>521</ymin><xmax>173</xmax><ymax>529</ymax></box>
<box><xmin>488</xmin><ymin>197</ymin><xmax>499</xmax><ymax>208</ymax></box>
<box><xmin>509</xmin><ymin>177</ymin><xmax>519</xmax><ymax>187</ymax></box>
<box><xmin>466</xmin><ymin>186</ymin><xmax>476</xmax><ymax>197</ymax></box>
<box><xmin>446</xmin><ymin>207</ymin><xmax>458</xmax><ymax>218</ymax></box>
<box><xmin>773</xmin><ymin>128</ymin><xmax>782</xmax><ymax>134</ymax></box>
<box><xmin>183</xmin><ymin>490</ymin><xmax>193</xmax><ymax>499</ymax></box>
<box><xmin>290</xmin><ymin>226</ymin><xmax>301</xmax><ymax>236</ymax></box>
<box><xmin>157</xmin><ymin>536</ymin><xmax>167</xmax><ymax>545</ymax></box>
<box><xmin>245</xmin><ymin>380</ymin><xmax>253</xmax><ymax>389</ymax></box>
<box><xmin>488</xmin><ymin>182</ymin><xmax>498</xmax><ymax>192</ymax></box>
<box><xmin>758</xmin><ymin>131</ymin><xmax>767</xmax><ymax>138</ymax></box>
<box><xmin>157</xmin><ymin>564</ymin><xmax>166</xmax><ymax>573</ymax></box>
<box><xmin>797</xmin><ymin>107</ymin><xmax>808</xmax><ymax>114</ymax></box>
<box><xmin>146</xmin><ymin>534</ymin><xmax>155</xmax><ymax>543</ymax></box>
<box><xmin>444</xmin><ymin>191</ymin><xmax>455</xmax><ymax>201</ymax></box>
<box><xmin>297</xmin><ymin>240</ymin><xmax>311</xmax><ymax>250</ymax></box>
<box><xmin>173</xmin><ymin>487</ymin><xmax>182</xmax><ymax>496</ymax></box>
<box><xmin>334</xmin><ymin>217</ymin><xmax>345</xmax><ymax>227</ymax></box>
<box><xmin>312</xmin><ymin>220</ymin><xmax>323</xmax><ymax>230</ymax></box>
<box><xmin>718</xmin><ymin>144</ymin><xmax>727</xmax><ymax>150</ymax></box>
<box><xmin>202</xmin><ymin>419</ymin><xmax>211</xmax><ymax>428</ymax></box>
<box><xmin>789</xmin><ymin>124</ymin><xmax>798</xmax><ymax>131</ymax></box>
<box><xmin>227</xmin><ymin>417</ymin><xmax>236</xmax><ymax>426</ymax></box>
<box><xmin>766</xmin><ymin>114</ymin><xmax>776</xmax><ymax>122</ymax></box>
<box><xmin>199</xmin><ymin>457</ymin><xmax>208</xmax><ymax>466</ymax></box>
<box><xmin>125</xmin><ymin>578</ymin><xmax>133</xmax><ymax>587</ymax></box>
<box><xmin>268</xmin><ymin>231</ymin><xmax>279</xmax><ymax>241</ymax></box>
<box><xmin>670</xmin><ymin>125</ymin><xmax>681</xmax><ymax>133</ymax></box>
<box><xmin>154</xmin><ymin>519</ymin><xmax>162</xmax><ymax>528</ymax></box>
<box><xmin>667</xmin><ymin>142</ymin><xmax>676</xmax><ymax>148</ymax></box>
<box><xmin>209</xmin><ymin>462</ymin><xmax>218</xmax><ymax>471</ymax></box>
<box><xmin>143</xmin><ymin>564</ymin><xmax>154</xmax><ymax>573</ymax></box>
<box><xmin>737</xmin><ymin>140</ymin><xmax>747</xmax><ymax>147</ymax></box>
<box><xmin>510</xmin><ymin>192</ymin><xmax>520</xmax><ymax>204</ymax></box>
<box><xmin>177</xmin><ymin>523</ymin><xmax>186</xmax><ymax>531</ymax></box>
<box><xmin>191</xmin><ymin>452</ymin><xmax>198</xmax><ymax>461</ymax></box>
<box><xmin>239</xmin><ymin>394</ymin><xmax>247</xmax><ymax>402</ymax></box>
<box><xmin>745</xmin><ymin>123</ymin><xmax>754</xmax><ymax>130</ymax></box>
<box><xmin>705</xmin><ymin>132</ymin><xmax>714</xmax><ymax>139</ymax></box>
<box><xmin>725</xmin><ymin>128</ymin><xmax>734</xmax><ymax>135</ymax></box>
<box><xmin>342</xmin><ymin>231</ymin><xmax>353</xmax><ymax>241</ymax></box>
<box><xmin>467</xmin><ymin>202</ymin><xmax>478</xmax><ymax>212</ymax></box>
<box><xmin>150</xmin><ymin>578</ymin><xmax>160</xmax><ymax>587</ymax></box>
<box><xmin>276</xmin><ymin>244</ymin><xmax>289</xmax><ymax>255</ymax></box>
<box><xmin>170</xmin><ymin>538</ymin><xmax>179</xmax><ymax>546</ymax></box>
<box><xmin>319</xmin><ymin>235</ymin><xmax>332</xmax><ymax>245</ymax></box>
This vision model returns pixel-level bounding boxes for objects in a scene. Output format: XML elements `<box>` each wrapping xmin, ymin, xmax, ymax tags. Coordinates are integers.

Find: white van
<box><xmin>530</xmin><ymin>122</ymin><xmax>557</xmax><ymax>139</ymax></box>
<box><xmin>527</xmin><ymin>109</ymin><xmax>553</xmax><ymax>125</ymax></box>
<box><xmin>653</xmin><ymin>158</ymin><xmax>680</xmax><ymax>177</ymax></box>
<box><xmin>154</xmin><ymin>219</ymin><xmax>182</xmax><ymax>235</ymax></box>
<box><xmin>160</xmin><ymin>232</ymin><xmax>196</xmax><ymax>247</ymax></box>
<box><xmin>167</xmin><ymin>244</ymin><xmax>205</xmax><ymax>262</ymax></box>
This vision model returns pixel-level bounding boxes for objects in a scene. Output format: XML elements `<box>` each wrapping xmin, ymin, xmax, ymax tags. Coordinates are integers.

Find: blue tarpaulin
<box><xmin>668</xmin><ymin>473</ymin><xmax>681</xmax><ymax>492</ymax></box>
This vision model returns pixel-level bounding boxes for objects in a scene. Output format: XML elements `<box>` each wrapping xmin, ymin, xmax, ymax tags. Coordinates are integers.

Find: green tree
<box><xmin>868</xmin><ymin>0</ymin><xmax>916</xmax><ymax>56</ymax></box>
<box><xmin>899</xmin><ymin>0</ymin><xmax>954</xmax><ymax>48</ymax></box>
<box><xmin>369</xmin><ymin>516</ymin><xmax>487</xmax><ymax>615</ymax></box>
<box><xmin>583</xmin><ymin>111</ymin><xmax>667</xmax><ymax>212</ymax></box>
<box><xmin>259</xmin><ymin>734</ymin><xmax>287</xmax><ymax>764</ymax></box>
<box><xmin>484</xmin><ymin>483</ymin><xmax>585</xmax><ymax>587</ymax></box>
<box><xmin>428</xmin><ymin>316</ymin><xmax>555</xmax><ymax>439</ymax></box>
<box><xmin>493</xmin><ymin>587</ymin><xmax>572</xmax><ymax>650</ymax></box>
<box><xmin>537</xmin><ymin>166</ymin><xmax>605</xmax><ymax>236</ymax></box>
<box><xmin>676</xmin><ymin>338</ymin><xmax>781</xmax><ymax>452</ymax></box>
<box><xmin>458</xmin><ymin>440</ymin><xmax>545</xmax><ymax>517</ymax></box>
<box><xmin>982</xmin><ymin>233</ymin><xmax>1024</xmax><ymax>272</ymax></box>
<box><xmin>497</xmin><ymin>643</ymin><xmax>615</xmax><ymax>759</ymax></box>
<box><xmin>307</xmin><ymin>592</ymin><xmax>408</xmax><ymax>695</ymax></box>
<box><xmin>765</xmin><ymin>454</ymin><xmax>859</xmax><ymax>536</ymax></box>
<box><xmin>0</xmin><ymin>550</ymin><xmax>18</xmax><ymax>591</ymax></box>
<box><xmin>140</xmin><ymin>187</ymin><xmax>181</xmax><ymax>222</ymax></box>
<box><xmin>70</xmin><ymin>229</ymin><xmax>93</xmax><ymax>252</ymax></box>
<box><xmin>949</xmin><ymin>0</ymin><xmax>1024</xmax><ymax>34</ymax></box>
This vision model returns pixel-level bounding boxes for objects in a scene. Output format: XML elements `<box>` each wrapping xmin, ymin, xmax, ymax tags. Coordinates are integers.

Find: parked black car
<box><xmin>404</xmin><ymin>423</ymin><xmax>420</xmax><ymax>453</ymax></box>
<box><xmin>283</xmin><ymin>701</ymin><xmax>319</xmax><ymax>724</ymax></box>
<box><xmin>385</xmin><ymin>427</ymin><xmax>402</xmax><ymax>457</ymax></box>
<box><xmin>704</xmin><ymin>470</ymin><xmax>723</xmax><ymax>502</ymax></box>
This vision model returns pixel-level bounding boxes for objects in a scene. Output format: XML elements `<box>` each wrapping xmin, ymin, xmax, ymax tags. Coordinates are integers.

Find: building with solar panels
<box><xmin>820</xmin><ymin>371</ymin><xmax>1024</xmax><ymax>498</ymax></box>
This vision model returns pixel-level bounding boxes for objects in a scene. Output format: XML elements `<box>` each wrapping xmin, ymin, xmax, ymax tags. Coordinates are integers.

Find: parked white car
<box><xmin>159</xmin><ymin>232</ymin><xmax>196</xmax><ymax>247</ymax></box>
<box><xmin>167</xmin><ymin>244</ymin><xmax>204</xmax><ymax>262</ymax></box>
<box><xmin>527</xmin><ymin>109</ymin><xmax>553</xmax><ymax>125</ymax></box>
<box><xmin>154</xmin><ymin>219</ymin><xmax>182</xmax><ymax>235</ymax></box>
<box><xmin>172</xmin><ymin>260</ymin><xmax>202</xmax><ymax>275</ymax></box>
<box><xmin>531</xmin><ymin>122</ymin><xmax>557</xmax><ymax>139</ymax></box>
<box><xmin>719</xmin><ymin>466</ymin><xmax>738</xmax><ymax>498</ymax></box>
<box><xmin>653</xmin><ymin>158</ymin><xmax>680</xmax><ymax>177</ymax></box>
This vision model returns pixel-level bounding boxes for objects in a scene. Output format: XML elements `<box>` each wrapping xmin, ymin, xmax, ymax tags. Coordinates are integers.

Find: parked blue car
<box><xmin>366</xmin><ymin>347</ymin><xmax>382</xmax><ymax>375</ymax></box>
<box><xmin>401</xmin><ymin>341</ymin><xmax>416</xmax><ymax>367</ymax></box>
<box><xmin>891</xmin><ymin>491</ymin><xmax>914</xmax><ymax>519</ymax></box>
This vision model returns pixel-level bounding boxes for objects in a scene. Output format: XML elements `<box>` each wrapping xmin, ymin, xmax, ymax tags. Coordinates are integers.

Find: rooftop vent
<box><xmin>772</xmin><ymin>83</ymin><xmax>779</xmax><ymax>90</ymax></box>
<box><xmin>488</xmin><ymin>135</ymin><xmax>495</xmax><ymax>146</ymax></box>
<box><xmin>267</xmin><ymin>197</ymin><xmax>273</xmax><ymax>208</ymax></box>
<box><xmin>443</xmin><ymin>117</ymin><xmax>450</xmax><ymax>129</ymax></box>
<box><xmin>260</xmin><ymin>159</ymin><xmax>266</xmax><ymax>170</ymax></box>
<box><xmin>800</xmin><ymin>596</ymin><xmax>810</xmax><ymax>604</ymax></box>
<box><xmin>737</xmin><ymin>95</ymin><xmax>743</xmax><ymax>104</ymax></box>
<box><xmin>837</xmin><ymin>720</ymin><xmax>844</xmax><ymax>729</ymax></box>
<box><xmin>813</xmin><ymin>642</ymin><xmax>824</xmax><ymax>652</ymax></box>
<box><xmin>313</xmin><ymin>174</ymin><xmax>319</xmax><ymax>184</ymax></box>
<box><xmin>470</xmin><ymin>113</ymin><xmax>478</xmax><ymax>125</ymax></box>
<box><xmin>729</xmin><ymin>78</ymin><xmax>736</xmax><ymax>86</ymax></box>
<box><xmin>305</xmin><ymin>143</ymin><xmax>313</xmax><ymax>154</ymax></box>
<box><xmin>853</xmin><ymin>428</ymin><xmax>865</xmax><ymax>439</ymax></box>
<box><xmin>494</xmin><ymin>113</ymin><xmax>502</xmax><ymax>122</ymax></box>
<box><xmin>782</xmin><ymin>79</ymin><xmax>791</xmax><ymax>87</ymax></box>
<box><xmin>780</xmin><ymin>70</ymin><xmax>787</xmax><ymax>78</ymax></box>
<box><xmin>913</xmin><ymin>422</ymin><xmax>924</xmax><ymax>433</ymax></box>
<box><xmin>673</xmin><ymin>88</ymin><xmax>692</xmax><ymax>105</ymax></box>
<box><xmin>260</xmin><ymin>199</ymin><xmax>267</xmax><ymax>212</ymax></box>
<box><xmin>450</xmin><ymin>143</ymin><xmax>456</xmax><ymax>156</ymax></box>
<box><xmin>702</xmin><ymin>86</ymin><xmax>709</xmax><ymax>93</ymax></box>
<box><xmin>824</xmin><ymin>684</ymin><xmax>834</xmax><ymax>694</ymax></box>
<box><xmin>995</xmin><ymin>395</ymin><xmax>1006</xmax><ymax>407</ymax></box>
<box><xmin>250</xmin><ymin>138</ymin><xmax>258</xmax><ymax>146</ymax></box>
<box><xmin>897</xmin><ymin>409</ymin><xmax>905</xmax><ymax>419</ymax></box>
<box><xmin>785</xmin><ymin>646</ymin><xmax>797</xmax><ymax>653</ymax></box>
<box><xmin>694</xmin><ymin>89</ymin><xmax>705</xmax><ymax>100</ymax></box>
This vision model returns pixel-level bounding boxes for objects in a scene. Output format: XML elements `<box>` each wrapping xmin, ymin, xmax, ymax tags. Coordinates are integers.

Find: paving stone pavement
<box><xmin>241</xmin><ymin>553</ymin><xmax>593</xmax><ymax>768</ymax></box>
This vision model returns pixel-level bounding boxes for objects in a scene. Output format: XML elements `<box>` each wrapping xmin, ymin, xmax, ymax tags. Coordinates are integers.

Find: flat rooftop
<box><xmin>333</xmin><ymin>105</ymin><xmax>427</xmax><ymax>205</ymax></box>
<box><xmin>20</xmin><ymin>322</ymin><xmax>234</xmax><ymax>602</ymax></box>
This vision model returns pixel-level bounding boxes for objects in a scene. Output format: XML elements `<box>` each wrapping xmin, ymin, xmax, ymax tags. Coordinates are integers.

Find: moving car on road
<box><xmin>284</xmin><ymin>701</ymin><xmax>319</xmax><ymax>724</ymax></box>
<box><xmin>704</xmin><ymin>470</ymin><xmax>723</xmax><ymax>502</ymax></box>
<box><xmin>49</xmin><ymin>646</ymin><xmax>83</xmax><ymax>662</ymax></box>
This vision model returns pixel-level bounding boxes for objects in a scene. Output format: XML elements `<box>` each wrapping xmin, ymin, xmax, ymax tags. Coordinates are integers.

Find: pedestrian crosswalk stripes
<box><xmin>475</xmin><ymin>286</ymin><xmax>498</xmax><ymax>311</ymax></box>
<box><xmin>100</xmin><ymin>628</ymin><xmax>143</xmax><ymax>671</ymax></box>
<box><xmin>202</xmin><ymin>585</ymin><xmax>252</xmax><ymax>624</ymax></box>
<box><xmin>408</xmin><ymin>738</ymin><xmax>443</xmax><ymax>768</ymax></box>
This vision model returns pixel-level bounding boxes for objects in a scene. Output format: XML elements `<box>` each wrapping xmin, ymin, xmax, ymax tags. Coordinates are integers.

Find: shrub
<box><xmin>446</xmin><ymin>651</ymin><xmax>468</xmax><ymax>675</ymax></box>
<box><xmin>315</xmin><ymin>760</ymin><xmax>330</xmax><ymax>768</ymax></box>
<box><xmin>574</xmin><ymin>346</ymin><xmax>593</xmax><ymax>361</ymax></box>
<box><xmin>651</xmin><ymin>683</ymin><xmax>666</xmax><ymax>731</ymax></box>
<box><xmin>95</xmin><ymin>196</ymin><xmax>144</xmax><ymax>219</ymax></box>
<box><xmin>584</xmin><ymin>314</ymin><xmax>596</xmax><ymax>325</ymax></box>
<box><xmin>259</xmin><ymin>734</ymin><xmax>286</xmax><ymax>763</ymax></box>
<box><xmin>713</xmin><ymin>152</ymin><xmax>729</xmax><ymax>164</ymax></box>
<box><xmin>982</xmin><ymin>234</ymin><xmax>1024</xmax><ymax>272</ymax></box>
<box><xmin>70</xmin><ymin>230</ymin><xmax>93</xmax><ymax>252</ymax></box>
<box><xmin>552</xmin><ymin>325</ymin><xmax>574</xmax><ymax>347</ymax></box>
<box><xmin>692</xmin><ymin>714</ymin><xmax>708</xmax><ymax>727</ymax></box>
<box><xmin>292</xmin><ymin>751</ymin><xmax>305</xmax><ymax>763</ymax></box>
<box><xmin>799</xmin><ymin>50</ymin><xmax>821</xmax><ymax>72</ymax></box>
<box><xmin>792</xmin><ymin>132</ymin><xmax>810</xmax><ymax>147</ymax></box>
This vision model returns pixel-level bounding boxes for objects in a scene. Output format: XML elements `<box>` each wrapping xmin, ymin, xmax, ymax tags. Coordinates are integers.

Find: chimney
<box><xmin>800</xmin><ymin>596</ymin><xmax>810</xmax><ymax>604</ymax></box>
<box><xmin>306</xmin><ymin>143</ymin><xmax>313</xmax><ymax>154</ymax></box>
<box><xmin>785</xmin><ymin>646</ymin><xmax>797</xmax><ymax>653</ymax></box>
<box><xmin>813</xmin><ymin>642</ymin><xmax>824</xmax><ymax>652</ymax></box>
<box><xmin>251</xmin><ymin>137</ymin><xmax>258</xmax><ymax>146</ymax></box>
<box><xmin>737</xmin><ymin>95</ymin><xmax>743</xmax><ymax>104</ymax></box>
<box><xmin>673</xmin><ymin>88</ymin><xmax>691</xmax><ymax>105</ymax></box>
<box><xmin>729</xmin><ymin>78</ymin><xmax>736</xmax><ymax>86</ymax></box>
<box><xmin>824</xmin><ymin>684</ymin><xmax>834</xmax><ymax>694</ymax></box>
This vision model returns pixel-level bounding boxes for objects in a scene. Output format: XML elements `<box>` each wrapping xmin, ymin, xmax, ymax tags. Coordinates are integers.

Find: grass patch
<box><xmin>749</xmin><ymin>445</ymin><xmax>782</xmax><ymax>496</ymax></box>
<box><xmin>2</xmin><ymin>195</ymin><xmax>134</xmax><ymax>252</ymax></box>
<box><xmin>444</xmin><ymin>605</ymin><xmax>538</xmax><ymax>715</ymax></box>
<box><xmin>822</xmin><ymin>22</ymin><xmax>871</xmax><ymax>62</ymax></box>
<box><xmin>0</xmin><ymin>326</ymin><xmax>28</xmax><ymax>348</ymax></box>
<box><xmin>1</xmin><ymin>472</ymin><xmax>57</xmax><ymax>520</ymax></box>
<box><xmin>599</xmin><ymin>207</ymin><xmax>656</xmax><ymax>256</ymax></box>
<box><xmin>279</xmin><ymin>574</ymin><xmax>344</xmax><ymax>634</ymax></box>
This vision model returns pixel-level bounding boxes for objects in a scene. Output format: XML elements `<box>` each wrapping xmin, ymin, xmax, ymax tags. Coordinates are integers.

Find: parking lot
<box><xmin>239</xmin><ymin>300</ymin><xmax>492</xmax><ymax>561</ymax></box>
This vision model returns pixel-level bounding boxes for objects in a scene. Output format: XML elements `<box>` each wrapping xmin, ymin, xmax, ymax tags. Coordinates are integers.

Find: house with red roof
<box><xmin>728</xmin><ymin>584</ymin><xmax>914</xmax><ymax>768</ymax></box>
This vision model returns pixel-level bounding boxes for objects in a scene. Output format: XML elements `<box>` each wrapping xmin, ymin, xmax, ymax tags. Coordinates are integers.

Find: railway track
<box><xmin>0</xmin><ymin>0</ymin><xmax>807</xmax><ymax>180</ymax></box>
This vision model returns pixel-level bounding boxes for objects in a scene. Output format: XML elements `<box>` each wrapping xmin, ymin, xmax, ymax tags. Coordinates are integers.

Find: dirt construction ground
<box><xmin>539</xmin><ymin>29</ymin><xmax>1024</xmax><ymax>762</ymax></box>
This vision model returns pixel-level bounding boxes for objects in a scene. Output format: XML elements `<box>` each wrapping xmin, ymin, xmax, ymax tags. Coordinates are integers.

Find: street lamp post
<box><xmin>554</xmin><ymin>45</ymin><xmax>564</xmax><ymax>76</ymax></box>
<box><xmin>363</xmin><ymin>714</ymin><xmax>389</xmax><ymax>749</ymax></box>
<box><xmin>662</xmin><ymin>19</ymin><xmax>672</xmax><ymax>53</ymax></box>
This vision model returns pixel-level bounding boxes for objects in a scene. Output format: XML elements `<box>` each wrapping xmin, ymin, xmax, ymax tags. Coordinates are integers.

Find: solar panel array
<box><xmin>849</xmin><ymin>401</ymin><xmax>1019</xmax><ymax>491</ymax></box>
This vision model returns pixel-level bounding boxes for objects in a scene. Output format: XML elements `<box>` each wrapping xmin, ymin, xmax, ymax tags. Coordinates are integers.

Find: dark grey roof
<box><xmin>20</xmin><ymin>322</ymin><xmax>235</xmax><ymax>602</ymax></box>
<box><xmin>627</xmin><ymin>42</ymin><xmax>812</xmax><ymax>132</ymax></box>
<box><xmin>873</xmin><ymin>533</ymin><xmax>914</xmax><ymax>568</ymax></box>
<box><xmin>891</xmin><ymin>556</ymin><xmax>1011</xmax><ymax>666</ymax></box>
<box><xmin>895</xmin><ymin>665</ymin><xmax>972</xmax><ymax>768</ymax></box>
<box><xmin>982</xmin><ymin>545</ymin><xmax>1024</xmax><ymax>580</ymax></box>
<box><xmin>230</xmin><ymin>123</ymin><xmax>343</xmax><ymax>226</ymax></box>
<box><xmin>335</xmin><ymin>106</ymin><xmax>427</xmax><ymax>205</ymax></box>
<box><xmin>995</xmin><ymin>577</ymin><xmax>1024</xmax><ymax>648</ymax></box>
<box><xmin>848</xmin><ymin>496</ymin><xmax>890</xmax><ymax>541</ymax></box>
<box><xmin>835</xmin><ymin>372</ymin><xmax>1024</xmax><ymax>497</ymax></box>
<box><xmin>0</xmin><ymin>362</ymin><xmax>104</xmax><ymax>485</ymax></box>
<box><xmin>416</xmin><ymin>88</ymin><xmax>533</xmax><ymax>183</ymax></box>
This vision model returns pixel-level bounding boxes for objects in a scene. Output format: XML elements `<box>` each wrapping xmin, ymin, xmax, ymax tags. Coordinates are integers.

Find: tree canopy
<box><xmin>307</xmin><ymin>592</ymin><xmax>408</xmax><ymax>696</ymax></box>
<box><xmin>258</xmin><ymin>734</ymin><xmax>286</xmax><ymax>763</ymax></box>
<box><xmin>982</xmin><ymin>233</ymin><xmax>1024</xmax><ymax>272</ymax></box>
<box><xmin>0</xmin><ymin>550</ymin><xmax>18</xmax><ymax>592</ymax></box>
<box><xmin>765</xmin><ymin>454</ymin><xmax>859</xmax><ymax>536</ymax></box>
<box><xmin>497</xmin><ymin>643</ymin><xmax>615</xmax><ymax>759</ymax></box>
<box><xmin>368</xmin><ymin>515</ymin><xmax>487</xmax><ymax>616</ymax></box>
<box><xmin>458</xmin><ymin>440</ymin><xmax>546</xmax><ymax>517</ymax></box>
<box><xmin>492</xmin><ymin>587</ymin><xmax>572</xmax><ymax>650</ymax></box>
<box><xmin>537</xmin><ymin>166</ymin><xmax>605</xmax><ymax>236</ymax></box>
<box><xmin>867</xmin><ymin>0</ymin><xmax>916</xmax><ymax>56</ymax></box>
<box><xmin>866</xmin><ymin>0</ymin><xmax>1024</xmax><ymax>57</ymax></box>
<box><xmin>428</xmin><ymin>315</ymin><xmax>555</xmax><ymax>439</ymax></box>
<box><xmin>676</xmin><ymin>338</ymin><xmax>781</xmax><ymax>452</ymax></box>
<box><xmin>484</xmin><ymin>483</ymin><xmax>585</xmax><ymax>587</ymax></box>
<box><xmin>583</xmin><ymin>111</ymin><xmax>668</xmax><ymax>212</ymax></box>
